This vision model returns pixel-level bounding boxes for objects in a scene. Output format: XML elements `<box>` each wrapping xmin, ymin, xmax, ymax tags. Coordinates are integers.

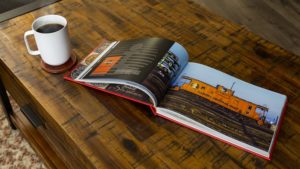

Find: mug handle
<box><xmin>24</xmin><ymin>30</ymin><xmax>40</xmax><ymax>56</ymax></box>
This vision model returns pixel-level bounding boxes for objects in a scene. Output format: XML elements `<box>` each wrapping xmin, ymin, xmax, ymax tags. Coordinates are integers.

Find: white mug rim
<box><xmin>32</xmin><ymin>15</ymin><xmax>67</xmax><ymax>35</ymax></box>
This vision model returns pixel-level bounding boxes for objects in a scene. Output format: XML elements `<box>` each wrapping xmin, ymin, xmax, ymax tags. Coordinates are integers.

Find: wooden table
<box><xmin>0</xmin><ymin>0</ymin><xmax>299</xmax><ymax>168</ymax></box>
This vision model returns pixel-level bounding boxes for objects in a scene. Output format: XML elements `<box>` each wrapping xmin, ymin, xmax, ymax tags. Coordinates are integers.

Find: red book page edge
<box><xmin>268</xmin><ymin>99</ymin><xmax>288</xmax><ymax>160</ymax></box>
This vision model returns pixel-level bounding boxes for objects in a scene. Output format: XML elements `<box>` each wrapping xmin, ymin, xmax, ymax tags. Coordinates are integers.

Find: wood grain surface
<box><xmin>0</xmin><ymin>0</ymin><xmax>299</xmax><ymax>168</ymax></box>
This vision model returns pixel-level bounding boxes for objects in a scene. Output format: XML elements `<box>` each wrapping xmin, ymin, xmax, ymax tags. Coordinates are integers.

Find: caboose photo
<box><xmin>172</xmin><ymin>76</ymin><xmax>269</xmax><ymax>125</ymax></box>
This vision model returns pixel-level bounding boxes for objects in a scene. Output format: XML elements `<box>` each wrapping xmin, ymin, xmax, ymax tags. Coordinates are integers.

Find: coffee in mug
<box><xmin>36</xmin><ymin>24</ymin><xmax>64</xmax><ymax>33</ymax></box>
<box><xmin>24</xmin><ymin>15</ymin><xmax>71</xmax><ymax>66</ymax></box>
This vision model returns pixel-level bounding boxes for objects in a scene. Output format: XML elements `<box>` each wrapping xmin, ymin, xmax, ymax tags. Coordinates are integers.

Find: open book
<box><xmin>64</xmin><ymin>37</ymin><xmax>287</xmax><ymax>160</ymax></box>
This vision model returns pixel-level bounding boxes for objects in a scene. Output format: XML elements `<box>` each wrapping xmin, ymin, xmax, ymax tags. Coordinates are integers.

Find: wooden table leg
<box><xmin>0</xmin><ymin>77</ymin><xmax>16</xmax><ymax>130</ymax></box>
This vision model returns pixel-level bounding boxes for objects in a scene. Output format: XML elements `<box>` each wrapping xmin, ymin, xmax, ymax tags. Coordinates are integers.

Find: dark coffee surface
<box><xmin>36</xmin><ymin>24</ymin><xmax>64</xmax><ymax>33</ymax></box>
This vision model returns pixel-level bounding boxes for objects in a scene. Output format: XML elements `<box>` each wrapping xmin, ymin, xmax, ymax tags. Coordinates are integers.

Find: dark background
<box><xmin>0</xmin><ymin>0</ymin><xmax>35</xmax><ymax>13</ymax></box>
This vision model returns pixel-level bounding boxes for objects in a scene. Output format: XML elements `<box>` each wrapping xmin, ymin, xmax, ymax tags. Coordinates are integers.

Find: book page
<box><xmin>65</xmin><ymin>41</ymin><xmax>154</xmax><ymax>105</ymax></box>
<box><xmin>76</xmin><ymin>37</ymin><xmax>189</xmax><ymax>105</ymax></box>
<box><xmin>158</xmin><ymin>62</ymin><xmax>287</xmax><ymax>153</ymax></box>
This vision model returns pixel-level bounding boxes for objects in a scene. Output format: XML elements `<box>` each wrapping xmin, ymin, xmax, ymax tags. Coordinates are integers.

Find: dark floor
<box><xmin>193</xmin><ymin>0</ymin><xmax>300</xmax><ymax>56</ymax></box>
<box><xmin>0</xmin><ymin>0</ymin><xmax>35</xmax><ymax>13</ymax></box>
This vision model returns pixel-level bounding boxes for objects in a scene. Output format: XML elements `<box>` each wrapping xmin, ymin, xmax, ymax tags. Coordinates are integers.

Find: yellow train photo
<box><xmin>172</xmin><ymin>76</ymin><xmax>269</xmax><ymax>125</ymax></box>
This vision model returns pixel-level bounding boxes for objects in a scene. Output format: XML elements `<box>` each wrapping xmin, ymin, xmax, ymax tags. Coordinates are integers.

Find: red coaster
<box><xmin>40</xmin><ymin>55</ymin><xmax>77</xmax><ymax>74</ymax></box>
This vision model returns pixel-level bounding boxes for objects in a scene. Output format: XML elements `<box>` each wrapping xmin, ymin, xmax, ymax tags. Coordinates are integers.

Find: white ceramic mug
<box><xmin>24</xmin><ymin>15</ymin><xmax>71</xmax><ymax>66</ymax></box>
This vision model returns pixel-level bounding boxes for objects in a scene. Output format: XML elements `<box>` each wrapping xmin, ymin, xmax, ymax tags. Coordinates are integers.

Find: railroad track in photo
<box><xmin>160</xmin><ymin>90</ymin><xmax>274</xmax><ymax>151</ymax></box>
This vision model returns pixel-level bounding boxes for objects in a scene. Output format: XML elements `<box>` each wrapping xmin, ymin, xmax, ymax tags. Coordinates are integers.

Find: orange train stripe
<box><xmin>91</xmin><ymin>56</ymin><xmax>122</xmax><ymax>75</ymax></box>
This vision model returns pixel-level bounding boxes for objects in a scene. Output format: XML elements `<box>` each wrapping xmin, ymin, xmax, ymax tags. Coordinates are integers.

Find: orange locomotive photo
<box><xmin>172</xmin><ymin>76</ymin><xmax>268</xmax><ymax>125</ymax></box>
